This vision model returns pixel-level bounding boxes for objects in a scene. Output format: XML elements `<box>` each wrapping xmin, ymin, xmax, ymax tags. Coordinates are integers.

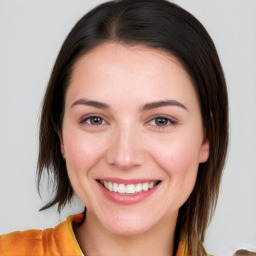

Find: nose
<box><xmin>105</xmin><ymin>123</ymin><xmax>145</xmax><ymax>170</ymax></box>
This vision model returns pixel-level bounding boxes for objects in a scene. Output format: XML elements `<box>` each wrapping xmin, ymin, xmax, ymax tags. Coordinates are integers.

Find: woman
<box><xmin>0</xmin><ymin>0</ymin><xmax>228</xmax><ymax>255</ymax></box>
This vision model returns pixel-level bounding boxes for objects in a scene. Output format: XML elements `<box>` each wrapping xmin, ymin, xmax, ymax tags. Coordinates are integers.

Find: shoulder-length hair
<box><xmin>37</xmin><ymin>1</ymin><xmax>229</xmax><ymax>255</ymax></box>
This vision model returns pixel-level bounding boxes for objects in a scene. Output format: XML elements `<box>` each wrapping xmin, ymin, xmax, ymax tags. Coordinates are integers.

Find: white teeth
<box><xmin>135</xmin><ymin>183</ymin><xmax>142</xmax><ymax>193</ymax></box>
<box><xmin>126</xmin><ymin>184</ymin><xmax>135</xmax><ymax>194</ymax></box>
<box><xmin>113</xmin><ymin>183</ymin><xmax>118</xmax><ymax>192</ymax></box>
<box><xmin>108</xmin><ymin>182</ymin><xmax>113</xmax><ymax>192</ymax></box>
<box><xmin>101</xmin><ymin>180</ymin><xmax>158</xmax><ymax>194</ymax></box>
<box><xmin>142</xmin><ymin>182</ymin><xmax>149</xmax><ymax>191</ymax></box>
<box><xmin>118</xmin><ymin>184</ymin><xmax>126</xmax><ymax>194</ymax></box>
<box><xmin>149</xmin><ymin>181</ymin><xmax>154</xmax><ymax>189</ymax></box>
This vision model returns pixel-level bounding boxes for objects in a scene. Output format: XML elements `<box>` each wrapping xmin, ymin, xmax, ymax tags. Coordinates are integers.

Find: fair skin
<box><xmin>60</xmin><ymin>42</ymin><xmax>209</xmax><ymax>256</ymax></box>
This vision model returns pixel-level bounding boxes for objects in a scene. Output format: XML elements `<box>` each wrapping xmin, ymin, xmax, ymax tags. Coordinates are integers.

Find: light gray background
<box><xmin>0</xmin><ymin>1</ymin><xmax>255</xmax><ymax>255</ymax></box>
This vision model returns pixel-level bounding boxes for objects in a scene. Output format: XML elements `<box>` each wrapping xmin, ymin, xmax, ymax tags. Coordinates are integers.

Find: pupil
<box><xmin>156</xmin><ymin>118</ymin><xmax>167</xmax><ymax>126</ymax></box>
<box><xmin>91</xmin><ymin>117</ymin><xmax>102</xmax><ymax>125</ymax></box>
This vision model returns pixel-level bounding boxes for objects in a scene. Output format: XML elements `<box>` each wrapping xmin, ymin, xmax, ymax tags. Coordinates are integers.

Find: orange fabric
<box><xmin>0</xmin><ymin>213</ymin><xmax>196</xmax><ymax>256</ymax></box>
<box><xmin>0</xmin><ymin>214</ymin><xmax>83</xmax><ymax>256</ymax></box>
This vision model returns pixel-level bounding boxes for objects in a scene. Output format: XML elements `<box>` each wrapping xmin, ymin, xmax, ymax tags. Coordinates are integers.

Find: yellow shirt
<box><xmin>0</xmin><ymin>213</ymin><xmax>193</xmax><ymax>256</ymax></box>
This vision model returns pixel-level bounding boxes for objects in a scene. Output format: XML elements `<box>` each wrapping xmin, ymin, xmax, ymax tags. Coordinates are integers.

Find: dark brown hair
<box><xmin>37</xmin><ymin>0</ymin><xmax>228</xmax><ymax>255</ymax></box>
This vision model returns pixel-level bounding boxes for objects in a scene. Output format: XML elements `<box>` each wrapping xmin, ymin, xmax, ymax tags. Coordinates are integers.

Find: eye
<box><xmin>80</xmin><ymin>115</ymin><xmax>106</xmax><ymax>125</ymax></box>
<box><xmin>148</xmin><ymin>116</ymin><xmax>176</xmax><ymax>127</ymax></box>
<box><xmin>153</xmin><ymin>117</ymin><xmax>170</xmax><ymax>126</ymax></box>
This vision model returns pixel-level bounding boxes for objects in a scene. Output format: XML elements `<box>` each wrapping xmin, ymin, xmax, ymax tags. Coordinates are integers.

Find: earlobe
<box><xmin>199</xmin><ymin>138</ymin><xmax>210</xmax><ymax>163</ymax></box>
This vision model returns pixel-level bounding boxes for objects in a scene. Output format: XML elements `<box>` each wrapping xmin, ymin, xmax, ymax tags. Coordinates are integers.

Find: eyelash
<box><xmin>146</xmin><ymin>115</ymin><xmax>177</xmax><ymax>129</ymax></box>
<box><xmin>80</xmin><ymin>115</ymin><xmax>107</xmax><ymax>126</ymax></box>
<box><xmin>79</xmin><ymin>114</ymin><xmax>177</xmax><ymax>129</ymax></box>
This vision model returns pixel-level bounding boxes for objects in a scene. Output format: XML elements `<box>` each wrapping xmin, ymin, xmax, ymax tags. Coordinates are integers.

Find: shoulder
<box><xmin>0</xmin><ymin>229</ymin><xmax>44</xmax><ymax>255</ymax></box>
<box><xmin>0</xmin><ymin>213</ymin><xmax>84</xmax><ymax>256</ymax></box>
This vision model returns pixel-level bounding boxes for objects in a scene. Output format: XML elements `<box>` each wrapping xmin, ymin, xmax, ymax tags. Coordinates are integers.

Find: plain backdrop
<box><xmin>0</xmin><ymin>1</ymin><xmax>255</xmax><ymax>255</ymax></box>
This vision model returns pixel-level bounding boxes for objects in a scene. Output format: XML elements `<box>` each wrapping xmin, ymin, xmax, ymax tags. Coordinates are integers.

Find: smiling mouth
<box><xmin>99</xmin><ymin>180</ymin><xmax>161</xmax><ymax>195</ymax></box>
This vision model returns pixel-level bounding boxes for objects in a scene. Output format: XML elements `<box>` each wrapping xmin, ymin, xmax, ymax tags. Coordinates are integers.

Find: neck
<box><xmin>75</xmin><ymin>211</ymin><xmax>178</xmax><ymax>256</ymax></box>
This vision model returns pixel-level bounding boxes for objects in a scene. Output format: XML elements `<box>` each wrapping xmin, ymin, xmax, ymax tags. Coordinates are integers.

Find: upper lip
<box><xmin>97</xmin><ymin>178</ymin><xmax>160</xmax><ymax>185</ymax></box>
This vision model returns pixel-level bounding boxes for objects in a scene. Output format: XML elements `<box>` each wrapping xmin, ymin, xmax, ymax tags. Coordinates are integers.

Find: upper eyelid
<box><xmin>80</xmin><ymin>114</ymin><xmax>108</xmax><ymax>124</ymax></box>
<box><xmin>145</xmin><ymin>116</ymin><xmax>178</xmax><ymax>129</ymax></box>
<box><xmin>79</xmin><ymin>114</ymin><xmax>177</xmax><ymax>125</ymax></box>
<box><xmin>146</xmin><ymin>114</ymin><xmax>177</xmax><ymax>123</ymax></box>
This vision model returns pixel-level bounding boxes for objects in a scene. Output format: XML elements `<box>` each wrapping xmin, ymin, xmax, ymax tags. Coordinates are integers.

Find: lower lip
<box><xmin>97</xmin><ymin>182</ymin><xmax>160</xmax><ymax>205</ymax></box>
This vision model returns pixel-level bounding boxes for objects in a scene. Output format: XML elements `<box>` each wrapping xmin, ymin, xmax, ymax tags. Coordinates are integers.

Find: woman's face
<box><xmin>60</xmin><ymin>42</ymin><xmax>209</xmax><ymax>236</ymax></box>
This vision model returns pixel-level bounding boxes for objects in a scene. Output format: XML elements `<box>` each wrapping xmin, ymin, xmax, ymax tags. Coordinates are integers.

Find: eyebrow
<box><xmin>70</xmin><ymin>98</ymin><xmax>187</xmax><ymax>111</ymax></box>
<box><xmin>70</xmin><ymin>98</ymin><xmax>110</xmax><ymax>109</ymax></box>
<box><xmin>140</xmin><ymin>100</ymin><xmax>187</xmax><ymax>111</ymax></box>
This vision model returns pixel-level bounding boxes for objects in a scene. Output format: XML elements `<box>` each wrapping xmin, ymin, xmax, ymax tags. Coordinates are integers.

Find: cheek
<box><xmin>151</xmin><ymin>136</ymin><xmax>201</xmax><ymax>175</ymax></box>
<box><xmin>62</xmin><ymin>131</ymin><xmax>108</xmax><ymax>206</ymax></box>
<box><xmin>63</xmin><ymin>131</ymin><xmax>106</xmax><ymax>176</ymax></box>
<box><xmin>149</xmin><ymin>134</ymin><xmax>201</xmax><ymax>200</ymax></box>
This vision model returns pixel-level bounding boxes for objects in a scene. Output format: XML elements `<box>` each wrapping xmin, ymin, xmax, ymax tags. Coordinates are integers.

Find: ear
<box><xmin>198</xmin><ymin>137</ymin><xmax>210</xmax><ymax>163</ymax></box>
<box><xmin>57</xmin><ymin>129</ymin><xmax>65</xmax><ymax>158</ymax></box>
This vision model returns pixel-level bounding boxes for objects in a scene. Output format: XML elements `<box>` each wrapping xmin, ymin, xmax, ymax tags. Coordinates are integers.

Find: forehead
<box><xmin>72</xmin><ymin>42</ymin><xmax>191</xmax><ymax>81</ymax></box>
<box><xmin>66</xmin><ymin>42</ymin><xmax>198</xmax><ymax>109</ymax></box>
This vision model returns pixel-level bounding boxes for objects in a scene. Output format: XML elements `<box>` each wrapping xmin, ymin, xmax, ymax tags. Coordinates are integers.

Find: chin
<box><xmin>98</xmin><ymin>210</ymin><xmax>164</xmax><ymax>237</ymax></box>
<box><xmin>107</xmin><ymin>222</ymin><xmax>152</xmax><ymax>236</ymax></box>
